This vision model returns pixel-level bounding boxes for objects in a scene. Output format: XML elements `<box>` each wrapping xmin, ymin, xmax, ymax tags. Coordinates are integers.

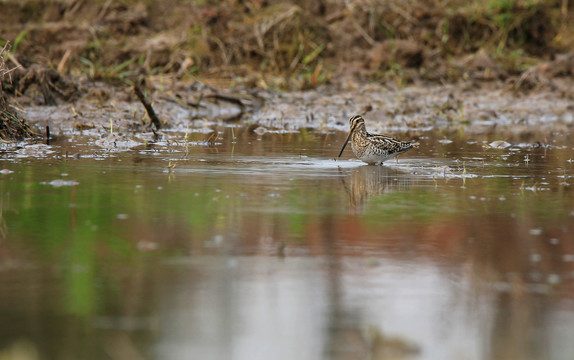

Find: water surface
<box><xmin>1</xmin><ymin>128</ymin><xmax>574</xmax><ymax>360</ymax></box>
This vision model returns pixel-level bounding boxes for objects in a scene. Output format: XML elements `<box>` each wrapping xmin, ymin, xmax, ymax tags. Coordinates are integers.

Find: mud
<box><xmin>17</xmin><ymin>77</ymin><xmax>574</xmax><ymax>149</ymax></box>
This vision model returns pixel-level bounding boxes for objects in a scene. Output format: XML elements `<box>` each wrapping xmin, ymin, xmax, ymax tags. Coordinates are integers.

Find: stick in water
<box><xmin>134</xmin><ymin>80</ymin><xmax>162</xmax><ymax>130</ymax></box>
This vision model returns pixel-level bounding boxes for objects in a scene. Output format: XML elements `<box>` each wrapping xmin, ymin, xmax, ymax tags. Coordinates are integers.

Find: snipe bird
<box><xmin>337</xmin><ymin>115</ymin><xmax>418</xmax><ymax>165</ymax></box>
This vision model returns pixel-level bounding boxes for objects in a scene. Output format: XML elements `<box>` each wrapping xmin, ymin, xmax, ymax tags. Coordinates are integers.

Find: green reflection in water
<box><xmin>64</xmin><ymin>222</ymin><xmax>97</xmax><ymax>316</ymax></box>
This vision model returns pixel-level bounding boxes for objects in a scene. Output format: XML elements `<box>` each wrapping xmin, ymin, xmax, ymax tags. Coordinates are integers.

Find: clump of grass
<box><xmin>78</xmin><ymin>56</ymin><xmax>138</xmax><ymax>83</ymax></box>
<box><xmin>185</xmin><ymin>3</ymin><xmax>332</xmax><ymax>88</ymax></box>
<box><xmin>443</xmin><ymin>0</ymin><xmax>558</xmax><ymax>56</ymax></box>
<box><xmin>0</xmin><ymin>43</ymin><xmax>33</xmax><ymax>140</ymax></box>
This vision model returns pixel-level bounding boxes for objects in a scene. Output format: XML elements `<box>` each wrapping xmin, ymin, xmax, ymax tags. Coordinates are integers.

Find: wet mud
<box><xmin>10</xmin><ymin>77</ymin><xmax>573</xmax><ymax>155</ymax></box>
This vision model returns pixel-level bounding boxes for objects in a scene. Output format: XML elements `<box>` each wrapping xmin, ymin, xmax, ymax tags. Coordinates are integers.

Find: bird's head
<box><xmin>349</xmin><ymin>115</ymin><xmax>365</xmax><ymax>133</ymax></box>
<box><xmin>337</xmin><ymin>115</ymin><xmax>366</xmax><ymax>160</ymax></box>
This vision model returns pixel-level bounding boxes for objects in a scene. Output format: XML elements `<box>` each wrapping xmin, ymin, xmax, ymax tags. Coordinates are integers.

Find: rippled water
<box><xmin>1</xmin><ymin>128</ymin><xmax>574</xmax><ymax>360</ymax></box>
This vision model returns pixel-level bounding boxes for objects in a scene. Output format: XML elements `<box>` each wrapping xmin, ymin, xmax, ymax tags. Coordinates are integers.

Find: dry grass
<box><xmin>0</xmin><ymin>42</ymin><xmax>33</xmax><ymax>140</ymax></box>
<box><xmin>0</xmin><ymin>0</ymin><xmax>571</xmax><ymax>89</ymax></box>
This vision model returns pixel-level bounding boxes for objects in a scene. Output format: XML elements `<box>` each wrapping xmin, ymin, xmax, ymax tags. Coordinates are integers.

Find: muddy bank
<box><xmin>20</xmin><ymin>77</ymin><xmax>574</xmax><ymax>143</ymax></box>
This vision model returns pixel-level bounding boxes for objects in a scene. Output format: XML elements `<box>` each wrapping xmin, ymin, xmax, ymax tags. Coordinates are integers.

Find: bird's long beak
<box><xmin>337</xmin><ymin>128</ymin><xmax>354</xmax><ymax>160</ymax></box>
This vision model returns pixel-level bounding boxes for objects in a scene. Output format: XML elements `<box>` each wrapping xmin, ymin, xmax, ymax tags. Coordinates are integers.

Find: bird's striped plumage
<box><xmin>337</xmin><ymin>115</ymin><xmax>418</xmax><ymax>165</ymax></box>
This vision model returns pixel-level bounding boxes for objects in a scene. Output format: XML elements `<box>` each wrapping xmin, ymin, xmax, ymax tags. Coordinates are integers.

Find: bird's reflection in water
<box><xmin>322</xmin><ymin>193</ymin><xmax>420</xmax><ymax>360</ymax></box>
<box><xmin>339</xmin><ymin>165</ymin><xmax>415</xmax><ymax>215</ymax></box>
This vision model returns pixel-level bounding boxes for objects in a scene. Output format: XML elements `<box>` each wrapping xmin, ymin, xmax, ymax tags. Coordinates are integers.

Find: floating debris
<box><xmin>41</xmin><ymin>179</ymin><xmax>79</xmax><ymax>187</ymax></box>
<box><xmin>16</xmin><ymin>144</ymin><xmax>55</xmax><ymax>158</ymax></box>
<box><xmin>530</xmin><ymin>253</ymin><xmax>542</xmax><ymax>262</ymax></box>
<box><xmin>95</xmin><ymin>133</ymin><xmax>140</xmax><ymax>150</ymax></box>
<box><xmin>253</xmin><ymin>126</ymin><xmax>267</xmax><ymax>135</ymax></box>
<box><xmin>489</xmin><ymin>140</ymin><xmax>512</xmax><ymax>149</ymax></box>
<box><xmin>547</xmin><ymin>274</ymin><xmax>561</xmax><ymax>285</ymax></box>
<box><xmin>137</xmin><ymin>241</ymin><xmax>158</xmax><ymax>252</ymax></box>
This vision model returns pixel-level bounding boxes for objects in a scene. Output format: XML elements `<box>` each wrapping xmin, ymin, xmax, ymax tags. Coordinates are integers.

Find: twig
<box><xmin>64</xmin><ymin>0</ymin><xmax>86</xmax><ymax>19</ymax></box>
<box><xmin>1</xmin><ymin>42</ymin><xmax>24</xmax><ymax>75</ymax></box>
<box><xmin>97</xmin><ymin>0</ymin><xmax>113</xmax><ymax>21</ymax></box>
<box><xmin>57</xmin><ymin>49</ymin><xmax>72</xmax><ymax>74</ymax></box>
<box><xmin>134</xmin><ymin>80</ymin><xmax>162</xmax><ymax>130</ymax></box>
<box><xmin>351</xmin><ymin>20</ymin><xmax>375</xmax><ymax>46</ymax></box>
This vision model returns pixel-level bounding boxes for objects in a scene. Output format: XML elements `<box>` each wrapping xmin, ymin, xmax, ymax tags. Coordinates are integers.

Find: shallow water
<box><xmin>1</xmin><ymin>128</ymin><xmax>574</xmax><ymax>360</ymax></box>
